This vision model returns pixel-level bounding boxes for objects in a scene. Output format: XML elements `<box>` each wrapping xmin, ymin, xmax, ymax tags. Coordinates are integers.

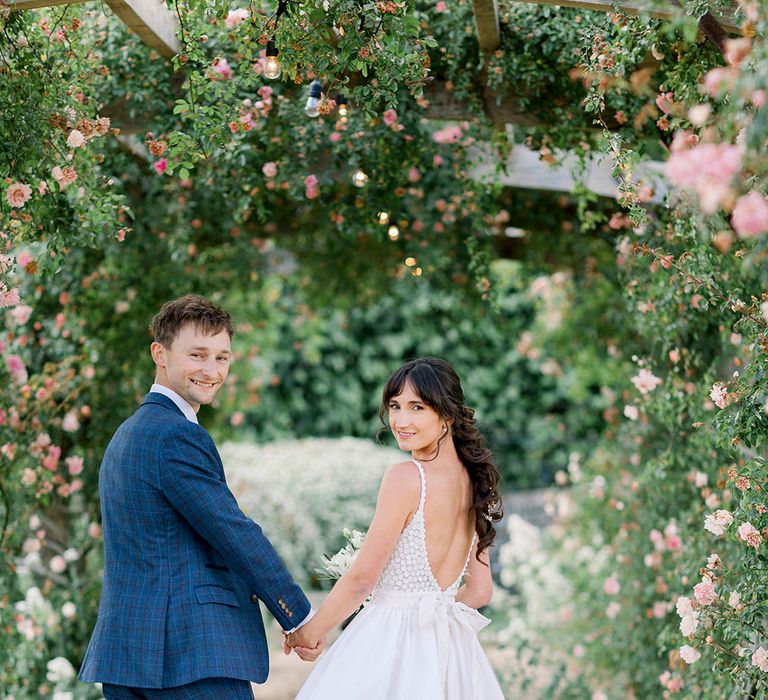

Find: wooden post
<box><xmin>472</xmin><ymin>0</ymin><xmax>501</xmax><ymax>52</ymax></box>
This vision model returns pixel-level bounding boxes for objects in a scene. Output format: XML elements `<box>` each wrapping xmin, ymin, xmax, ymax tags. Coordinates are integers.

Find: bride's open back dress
<box><xmin>295</xmin><ymin>459</ymin><xmax>505</xmax><ymax>699</ymax></box>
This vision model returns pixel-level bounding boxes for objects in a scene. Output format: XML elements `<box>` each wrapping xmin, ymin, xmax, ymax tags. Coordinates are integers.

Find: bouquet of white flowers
<box><xmin>316</xmin><ymin>528</ymin><xmax>366</xmax><ymax>580</ymax></box>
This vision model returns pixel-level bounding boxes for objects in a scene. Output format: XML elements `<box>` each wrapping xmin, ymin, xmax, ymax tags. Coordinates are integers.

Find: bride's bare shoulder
<box><xmin>380</xmin><ymin>460</ymin><xmax>422</xmax><ymax>493</ymax></box>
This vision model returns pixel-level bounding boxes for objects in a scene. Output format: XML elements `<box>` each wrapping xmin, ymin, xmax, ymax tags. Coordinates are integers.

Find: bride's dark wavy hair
<box><xmin>378</xmin><ymin>357</ymin><xmax>503</xmax><ymax>561</ymax></box>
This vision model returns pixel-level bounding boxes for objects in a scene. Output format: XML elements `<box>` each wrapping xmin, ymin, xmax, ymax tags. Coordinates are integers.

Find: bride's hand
<box><xmin>285</xmin><ymin>629</ymin><xmax>324</xmax><ymax>661</ymax></box>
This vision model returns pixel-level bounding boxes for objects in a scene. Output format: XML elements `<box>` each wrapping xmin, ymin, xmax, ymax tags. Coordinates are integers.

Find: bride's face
<box><xmin>387</xmin><ymin>381</ymin><xmax>445</xmax><ymax>454</ymax></box>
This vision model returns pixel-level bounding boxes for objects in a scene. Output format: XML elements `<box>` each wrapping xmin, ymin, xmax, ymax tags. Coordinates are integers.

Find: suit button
<box><xmin>278</xmin><ymin>598</ymin><xmax>284</xmax><ymax>605</ymax></box>
<box><xmin>251</xmin><ymin>594</ymin><xmax>258</xmax><ymax>603</ymax></box>
<box><xmin>288</xmin><ymin>612</ymin><xmax>293</xmax><ymax>617</ymax></box>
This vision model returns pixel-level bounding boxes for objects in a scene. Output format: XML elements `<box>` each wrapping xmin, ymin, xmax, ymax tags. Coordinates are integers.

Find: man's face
<box><xmin>151</xmin><ymin>323</ymin><xmax>232</xmax><ymax>412</ymax></box>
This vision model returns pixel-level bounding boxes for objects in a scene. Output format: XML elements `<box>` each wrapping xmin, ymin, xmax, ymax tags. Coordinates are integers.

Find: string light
<box><xmin>351</xmin><ymin>168</ymin><xmax>368</xmax><ymax>188</ymax></box>
<box><xmin>377</xmin><ymin>211</ymin><xmax>390</xmax><ymax>225</ymax></box>
<box><xmin>405</xmin><ymin>257</ymin><xmax>417</xmax><ymax>267</ymax></box>
<box><xmin>412</xmin><ymin>267</ymin><xmax>423</xmax><ymax>277</ymax></box>
<box><xmin>305</xmin><ymin>80</ymin><xmax>322</xmax><ymax>118</ymax></box>
<box><xmin>264</xmin><ymin>40</ymin><xmax>281</xmax><ymax>80</ymax></box>
<box><xmin>337</xmin><ymin>93</ymin><xmax>348</xmax><ymax>120</ymax></box>
<box><xmin>387</xmin><ymin>225</ymin><xmax>399</xmax><ymax>240</ymax></box>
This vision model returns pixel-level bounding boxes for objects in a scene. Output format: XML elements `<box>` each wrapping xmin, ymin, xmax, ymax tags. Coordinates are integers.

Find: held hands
<box><xmin>282</xmin><ymin>625</ymin><xmax>325</xmax><ymax>662</ymax></box>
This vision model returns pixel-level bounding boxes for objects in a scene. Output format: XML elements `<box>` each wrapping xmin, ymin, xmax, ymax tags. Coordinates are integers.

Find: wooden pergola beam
<box><xmin>472</xmin><ymin>0</ymin><xmax>501</xmax><ymax>52</ymax></box>
<box><xmin>511</xmin><ymin>0</ymin><xmax>740</xmax><ymax>34</ymax></box>
<box><xmin>9</xmin><ymin>0</ymin><xmax>179</xmax><ymax>59</ymax></box>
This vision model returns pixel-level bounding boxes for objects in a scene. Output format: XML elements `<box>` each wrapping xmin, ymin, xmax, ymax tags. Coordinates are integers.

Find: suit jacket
<box><xmin>79</xmin><ymin>392</ymin><xmax>310</xmax><ymax>688</ymax></box>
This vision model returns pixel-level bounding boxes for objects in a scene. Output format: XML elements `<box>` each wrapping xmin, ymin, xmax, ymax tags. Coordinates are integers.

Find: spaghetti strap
<box><xmin>411</xmin><ymin>459</ymin><xmax>426</xmax><ymax>511</ymax></box>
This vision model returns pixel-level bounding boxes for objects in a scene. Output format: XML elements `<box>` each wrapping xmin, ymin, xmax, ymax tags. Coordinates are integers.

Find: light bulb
<box><xmin>305</xmin><ymin>80</ymin><xmax>322</xmax><ymax>118</ymax></box>
<box><xmin>412</xmin><ymin>267</ymin><xmax>423</xmax><ymax>277</ymax></box>
<box><xmin>351</xmin><ymin>168</ymin><xmax>368</xmax><ymax>188</ymax></box>
<box><xmin>377</xmin><ymin>211</ymin><xmax>390</xmax><ymax>225</ymax></box>
<box><xmin>387</xmin><ymin>225</ymin><xmax>399</xmax><ymax>240</ymax></box>
<box><xmin>405</xmin><ymin>257</ymin><xmax>417</xmax><ymax>267</ymax></box>
<box><xmin>336</xmin><ymin>93</ymin><xmax>348</xmax><ymax>120</ymax></box>
<box><xmin>264</xmin><ymin>40</ymin><xmax>281</xmax><ymax>80</ymax></box>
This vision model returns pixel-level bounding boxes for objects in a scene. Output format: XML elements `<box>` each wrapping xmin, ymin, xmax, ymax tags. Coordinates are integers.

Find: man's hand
<box><xmin>283</xmin><ymin>629</ymin><xmax>325</xmax><ymax>662</ymax></box>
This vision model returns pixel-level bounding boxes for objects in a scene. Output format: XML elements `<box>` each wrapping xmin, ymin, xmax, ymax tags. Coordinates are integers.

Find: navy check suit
<box><xmin>79</xmin><ymin>392</ymin><xmax>310</xmax><ymax>690</ymax></box>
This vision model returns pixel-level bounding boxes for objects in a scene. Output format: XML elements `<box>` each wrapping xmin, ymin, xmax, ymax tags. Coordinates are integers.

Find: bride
<box><xmin>286</xmin><ymin>357</ymin><xmax>505</xmax><ymax>699</ymax></box>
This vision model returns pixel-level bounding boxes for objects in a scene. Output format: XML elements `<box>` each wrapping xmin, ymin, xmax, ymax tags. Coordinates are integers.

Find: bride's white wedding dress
<box><xmin>295</xmin><ymin>459</ymin><xmax>505</xmax><ymax>699</ymax></box>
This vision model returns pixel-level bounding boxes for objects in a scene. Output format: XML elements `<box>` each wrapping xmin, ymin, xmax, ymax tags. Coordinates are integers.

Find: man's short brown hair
<box><xmin>150</xmin><ymin>295</ymin><xmax>233</xmax><ymax>348</ymax></box>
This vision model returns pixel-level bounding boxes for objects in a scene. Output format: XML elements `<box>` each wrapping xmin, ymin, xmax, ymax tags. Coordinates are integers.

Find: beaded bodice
<box><xmin>375</xmin><ymin>460</ymin><xmax>474</xmax><ymax>595</ymax></box>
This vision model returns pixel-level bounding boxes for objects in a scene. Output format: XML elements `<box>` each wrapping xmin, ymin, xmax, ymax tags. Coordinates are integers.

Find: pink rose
<box><xmin>603</xmin><ymin>573</ymin><xmax>620</xmax><ymax>595</ymax></box>
<box><xmin>655</xmin><ymin>91</ymin><xmax>675</xmax><ymax>115</ymax></box>
<box><xmin>6</xmin><ymin>182</ymin><xmax>32</xmax><ymax>208</ymax></box>
<box><xmin>211</xmin><ymin>57</ymin><xmax>233</xmax><ymax>81</ymax></box>
<box><xmin>731</xmin><ymin>191</ymin><xmax>768</xmax><ymax>238</ymax></box>
<box><xmin>382</xmin><ymin>109</ymin><xmax>398</xmax><ymax>127</ymax></box>
<box><xmin>262</xmin><ymin>162</ymin><xmax>278</xmax><ymax>178</ymax></box>
<box><xmin>304</xmin><ymin>174</ymin><xmax>318</xmax><ymax>188</ymax></box>
<box><xmin>0</xmin><ymin>287</ymin><xmax>20</xmax><ymax>308</ymax></box>
<box><xmin>738</xmin><ymin>522</ymin><xmax>763</xmax><ymax>549</ymax></box>
<box><xmin>432</xmin><ymin>125</ymin><xmax>463</xmax><ymax>144</ymax></box>
<box><xmin>329</xmin><ymin>132</ymin><xmax>342</xmax><ymax>143</ymax></box>
<box><xmin>631</xmin><ymin>368</ymin><xmax>662</xmax><ymax>394</ymax></box>
<box><xmin>752</xmin><ymin>647</ymin><xmax>768</xmax><ymax>672</ymax></box>
<box><xmin>407</xmin><ymin>167</ymin><xmax>421</xmax><ymax>182</ymax></box>
<box><xmin>10</xmin><ymin>305</ymin><xmax>32</xmax><ymax>325</ymax></box>
<box><xmin>724</xmin><ymin>37</ymin><xmax>751</xmax><ymax>67</ymax></box>
<box><xmin>702</xmin><ymin>67</ymin><xmax>736</xmax><ymax>97</ymax></box>
<box><xmin>693</xmin><ymin>578</ymin><xmax>717</xmax><ymax>606</ymax></box>
<box><xmin>5</xmin><ymin>354</ymin><xmax>28</xmax><ymax>383</ymax></box>
<box><xmin>435</xmin><ymin>0</ymin><xmax>446</xmax><ymax>10</ymax></box>
<box><xmin>679</xmin><ymin>645</ymin><xmax>701</xmax><ymax>665</ymax></box>
<box><xmin>65</xmin><ymin>455</ymin><xmax>84</xmax><ymax>475</ymax></box>
<box><xmin>709</xmin><ymin>382</ymin><xmax>729</xmax><ymax>409</ymax></box>
<box><xmin>66</xmin><ymin>129</ymin><xmax>86</xmax><ymax>149</ymax></box>
<box><xmin>62</xmin><ymin>411</ymin><xmax>80</xmax><ymax>433</ymax></box>
<box><xmin>154</xmin><ymin>159</ymin><xmax>168</xmax><ymax>176</ymax></box>
<box><xmin>225</xmin><ymin>8</ymin><xmax>249</xmax><ymax>28</ymax></box>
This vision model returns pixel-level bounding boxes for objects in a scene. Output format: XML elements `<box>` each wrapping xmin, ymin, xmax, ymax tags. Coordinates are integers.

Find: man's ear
<box><xmin>150</xmin><ymin>341</ymin><xmax>166</xmax><ymax>368</ymax></box>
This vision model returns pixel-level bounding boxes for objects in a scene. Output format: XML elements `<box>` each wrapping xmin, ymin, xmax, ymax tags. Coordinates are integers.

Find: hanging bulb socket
<box><xmin>305</xmin><ymin>80</ymin><xmax>323</xmax><ymax>118</ymax></box>
<box><xmin>265</xmin><ymin>40</ymin><xmax>281</xmax><ymax>80</ymax></box>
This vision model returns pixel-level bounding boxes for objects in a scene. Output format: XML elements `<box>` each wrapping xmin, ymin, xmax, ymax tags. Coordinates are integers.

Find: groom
<box><xmin>79</xmin><ymin>295</ymin><xmax>321</xmax><ymax>699</ymax></box>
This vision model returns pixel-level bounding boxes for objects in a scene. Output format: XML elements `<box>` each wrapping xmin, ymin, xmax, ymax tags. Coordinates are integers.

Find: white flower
<box><xmin>704</xmin><ymin>509</ymin><xmax>734</xmax><ymax>536</ymax></box>
<box><xmin>680</xmin><ymin>612</ymin><xmax>699</xmax><ymax>637</ymax></box>
<box><xmin>680</xmin><ymin>644</ymin><xmax>701</xmax><ymax>664</ymax></box>
<box><xmin>752</xmin><ymin>647</ymin><xmax>768</xmax><ymax>672</ymax></box>
<box><xmin>61</xmin><ymin>602</ymin><xmax>77</xmax><ymax>619</ymax></box>
<box><xmin>729</xmin><ymin>591</ymin><xmax>740</xmax><ymax>608</ymax></box>
<box><xmin>62</xmin><ymin>548</ymin><xmax>79</xmax><ymax>563</ymax></box>
<box><xmin>49</xmin><ymin>555</ymin><xmax>66</xmax><ymax>573</ymax></box>
<box><xmin>675</xmin><ymin>596</ymin><xmax>693</xmax><ymax>618</ymax></box>
<box><xmin>709</xmin><ymin>382</ymin><xmax>729</xmax><ymax>409</ymax></box>
<box><xmin>46</xmin><ymin>656</ymin><xmax>75</xmax><ymax>682</ymax></box>
<box><xmin>53</xmin><ymin>693</ymin><xmax>73</xmax><ymax>700</ymax></box>
<box><xmin>623</xmin><ymin>405</ymin><xmax>639</xmax><ymax>420</ymax></box>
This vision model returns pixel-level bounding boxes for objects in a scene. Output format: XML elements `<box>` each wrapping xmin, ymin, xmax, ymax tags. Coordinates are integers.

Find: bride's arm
<box><xmin>455</xmin><ymin>541</ymin><xmax>493</xmax><ymax>608</ymax></box>
<box><xmin>288</xmin><ymin>462</ymin><xmax>420</xmax><ymax>647</ymax></box>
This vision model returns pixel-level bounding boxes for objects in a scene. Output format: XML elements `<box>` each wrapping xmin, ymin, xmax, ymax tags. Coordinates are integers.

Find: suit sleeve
<box><xmin>158</xmin><ymin>422</ymin><xmax>310</xmax><ymax>631</ymax></box>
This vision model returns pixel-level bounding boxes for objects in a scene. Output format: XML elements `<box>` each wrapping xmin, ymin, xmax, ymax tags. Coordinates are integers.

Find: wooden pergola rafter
<box><xmin>9</xmin><ymin>0</ymin><xmax>179</xmax><ymax>59</ymax></box>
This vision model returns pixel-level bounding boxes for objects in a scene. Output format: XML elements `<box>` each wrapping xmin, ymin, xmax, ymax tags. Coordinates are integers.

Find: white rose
<box><xmin>46</xmin><ymin>656</ymin><xmax>75</xmax><ymax>682</ymax></box>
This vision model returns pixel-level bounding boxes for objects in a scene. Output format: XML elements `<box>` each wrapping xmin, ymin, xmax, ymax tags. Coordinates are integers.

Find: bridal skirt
<box><xmin>294</xmin><ymin>589</ymin><xmax>506</xmax><ymax>700</ymax></box>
